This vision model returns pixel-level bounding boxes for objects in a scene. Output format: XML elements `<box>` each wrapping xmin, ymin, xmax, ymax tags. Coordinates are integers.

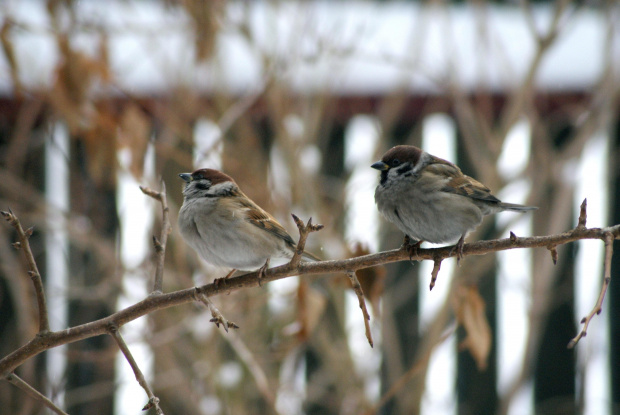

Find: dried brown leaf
<box><xmin>452</xmin><ymin>285</ymin><xmax>491</xmax><ymax>370</ymax></box>
<box><xmin>119</xmin><ymin>104</ymin><xmax>151</xmax><ymax>179</ymax></box>
<box><xmin>1</xmin><ymin>19</ymin><xmax>21</xmax><ymax>95</ymax></box>
<box><xmin>82</xmin><ymin>111</ymin><xmax>119</xmax><ymax>185</ymax></box>
<box><xmin>296</xmin><ymin>280</ymin><xmax>327</xmax><ymax>342</ymax></box>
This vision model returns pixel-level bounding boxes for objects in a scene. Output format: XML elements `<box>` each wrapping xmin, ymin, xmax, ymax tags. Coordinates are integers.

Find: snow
<box><xmin>0</xmin><ymin>1</ymin><xmax>607</xmax><ymax>95</ymax></box>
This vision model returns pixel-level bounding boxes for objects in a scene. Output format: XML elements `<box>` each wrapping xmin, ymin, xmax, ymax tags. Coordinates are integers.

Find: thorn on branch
<box><xmin>429</xmin><ymin>258</ymin><xmax>442</xmax><ymax>291</ymax></box>
<box><xmin>577</xmin><ymin>198</ymin><xmax>587</xmax><ymax>229</ymax></box>
<box><xmin>152</xmin><ymin>235</ymin><xmax>163</xmax><ymax>253</ymax></box>
<box><xmin>2</xmin><ymin>210</ymin><xmax>19</xmax><ymax>227</ymax></box>
<box><xmin>548</xmin><ymin>245</ymin><xmax>558</xmax><ymax>265</ymax></box>
<box><xmin>12</xmin><ymin>242</ymin><xmax>21</xmax><ymax>249</ymax></box>
<box><xmin>142</xmin><ymin>396</ymin><xmax>161</xmax><ymax>411</ymax></box>
<box><xmin>510</xmin><ymin>232</ymin><xmax>517</xmax><ymax>243</ymax></box>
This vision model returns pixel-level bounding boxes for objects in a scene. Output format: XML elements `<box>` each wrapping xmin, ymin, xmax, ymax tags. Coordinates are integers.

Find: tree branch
<box><xmin>1</xmin><ymin>209</ymin><xmax>50</xmax><ymax>333</ymax></box>
<box><xmin>2</xmin><ymin>201</ymin><xmax>619</xmax><ymax>402</ymax></box>
<box><xmin>140</xmin><ymin>182</ymin><xmax>171</xmax><ymax>294</ymax></box>
<box><xmin>347</xmin><ymin>271</ymin><xmax>373</xmax><ymax>348</ymax></box>
<box><xmin>363</xmin><ymin>324</ymin><xmax>456</xmax><ymax>415</ymax></box>
<box><xmin>5</xmin><ymin>372</ymin><xmax>68</xmax><ymax>415</ymax></box>
<box><xmin>109</xmin><ymin>325</ymin><xmax>164</xmax><ymax>414</ymax></box>
<box><xmin>219</xmin><ymin>330</ymin><xmax>279</xmax><ymax>413</ymax></box>
<box><xmin>567</xmin><ymin>231</ymin><xmax>614</xmax><ymax>349</ymax></box>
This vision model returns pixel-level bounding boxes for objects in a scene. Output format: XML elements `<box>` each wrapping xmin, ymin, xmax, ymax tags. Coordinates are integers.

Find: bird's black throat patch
<box><xmin>380</xmin><ymin>170</ymin><xmax>389</xmax><ymax>186</ymax></box>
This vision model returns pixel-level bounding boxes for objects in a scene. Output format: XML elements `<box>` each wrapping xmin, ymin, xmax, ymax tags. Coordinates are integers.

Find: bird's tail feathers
<box><xmin>499</xmin><ymin>202</ymin><xmax>538</xmax><ymax>212</ymax></box>
<box><xmin>301</xmin><ymin>251</ymin><xmax>321</xmax><ymax>262</ymax></box>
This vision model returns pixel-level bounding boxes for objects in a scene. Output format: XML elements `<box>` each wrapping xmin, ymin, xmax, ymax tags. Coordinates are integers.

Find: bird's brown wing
<box><xmin>425</xmin><ymin>157</ymin><xmax>501</xmax><ymax>204</ymax></box>
<box><xmin>232</xmin><ymin>189</ymin><xmax>297</xmax><ymax>247</ymax></box>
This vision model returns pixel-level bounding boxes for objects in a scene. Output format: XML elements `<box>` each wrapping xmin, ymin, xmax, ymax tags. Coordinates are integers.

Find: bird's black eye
<box><xmin>390</xmin><ymin>159</ymin><xmax>400</xmax><ymax>167</ymax></box>
<box><xmin>193</xmin><ymin>173</ymin><xmax>204</xmax><ymax>180</ymax></box>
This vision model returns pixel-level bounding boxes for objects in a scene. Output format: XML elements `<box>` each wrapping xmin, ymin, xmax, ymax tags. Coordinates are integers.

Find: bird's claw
<box><xmin>402</xmin><ymin>235</ymin><xmax>422</xmax><ymax>262</ymax></box>
<box><xmin>450</xmin><ymin>235</ymin><xmax>465</xmax><ymax>265</ymax></box>
<box><xmin>213</xmin><ymin>269</ymin><xmax>236</xmax><ymax>290</ymax></box>
<box><xmin>257</xmin><ymin>259</ymin><xmax>270</xmax><ymax>287</ymax></box>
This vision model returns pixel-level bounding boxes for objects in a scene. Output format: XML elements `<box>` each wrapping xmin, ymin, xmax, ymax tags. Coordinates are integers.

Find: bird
<box><xmin>178</xmin><ymin>168</ymin><xmax>320</xmax><ymax>281</ymax></box>
<box><xmin>371</xmin><ymin>145</ymin><xmax>537</xmax><ymax>259</ymax></box>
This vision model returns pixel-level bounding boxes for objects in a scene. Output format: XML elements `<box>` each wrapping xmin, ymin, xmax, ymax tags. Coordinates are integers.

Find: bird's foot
<box><xmin>257</xmin><ymin>259</ymin><xmax>270</xmax><ymax>287</ymax></box>
<box><xmin>449</xmin><ymin>235</ymin><xmax>465</xmax><ymax>265</ymax></box>
<box><xmin>213</xmin><ymin>269</ymin><xmax>236</xmax><ymax>289</ymax></box>
<box><xmin>401</xmin><ymin>235</ymin><xmax>423</xmax><ymax>262</ymax></box>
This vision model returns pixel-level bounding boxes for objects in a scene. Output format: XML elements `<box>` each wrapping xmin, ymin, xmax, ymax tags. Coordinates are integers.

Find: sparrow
<box><xmin>178</xmin><ymin>168</ymin><xmax>319</xmax><ymax>280</ymax></box>
<box><xmin>371</xmin><ymin>145</ymin><xmax>536</xmax><ymax>259</ymax></box>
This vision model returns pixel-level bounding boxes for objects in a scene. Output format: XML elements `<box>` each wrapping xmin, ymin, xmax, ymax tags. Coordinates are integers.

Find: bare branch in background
<box><xmin>5</xmin><ymin>373</ymin><xmax>68</xmax><ymax>415</ymax></box>
<box><xmin>219</xmin><ymin>330</ymin><xmax>280</xmax><ymax>413</ymax></box>
<box><xmin>0</xmin><ymin>1</ymin><xmax>618</xmax><ymax>412</ymax></box>
<box><xmin>1</xmin><ymin>209</ymin><xmax>49</xmax><ymax>333</ymax></box>
<box><xmin>140</xmin><ymin>182</ymin><xmax>171</xmax><ymax>294</ymax></box>
<box><xmin>567</xmin><ymin>232</ymin><xmax>614</xmax><ymax>349</ymax></box>
<box><xmin>363</xmin><ymin>325</ymin><xmax>456</xmax><ymax>415</ymax></box>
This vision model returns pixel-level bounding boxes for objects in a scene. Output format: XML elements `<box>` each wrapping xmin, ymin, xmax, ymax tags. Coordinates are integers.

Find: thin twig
<box><xmin>495</xmin><ymin>0</ymin><xmax>571</xmax><ymax>140</ymax></box>
<box><xmin>347</xmin><ymin>271</ymin><xmax>373</xmax><ymax>348</ymax></box>
<box><xmin>140</xmin><ymin>182</ymin><xmax>171</xmax><ymax>293</ymax></box>
<box><xmin>196</xmin><ymin>291</ymin><xmax>239</xmax><ymax>332</ymax></box>
<box><xmin>289</xmin><ymin>214</ymin><xmax>324</xmax><ymax>268</ymax></box>
<box><xmin>6</xmin><ymin>372</ymin><xmax>68</xmax><ymax>415</ymax></box>
<box><xmin>363</xmin><ymin>325</ymin><xmax>456</xmax><ymax>415</ymax></box>
<box><xmin>219</xmin><ymin>330</ymin><xmax>280</xmax><ymax>413</ymax></box>
<box><xmin>567</xmin><ymin>232</ymin><xmax>614</xmax><ymax>349</ymax></box>
<box><xmin>1</xmin><ymin>209</ymin><xmax>49</xmax><ymax>333</ymax></box>
<box><xmin>109</xmin><ymin>325</ymin><xmax>164</xmax><ymax>414</ymax></box>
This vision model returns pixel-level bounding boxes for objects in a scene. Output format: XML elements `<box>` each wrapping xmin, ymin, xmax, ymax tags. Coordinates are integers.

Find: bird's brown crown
<box><xmin>191</xmin><ymin>168</ymin><xmax>235</xmax><ymax>185</ymax></box>
<box><xmin>381</xmin><ymin>145</ymin><xmax>423</xmax><ymax>166</ymax></box>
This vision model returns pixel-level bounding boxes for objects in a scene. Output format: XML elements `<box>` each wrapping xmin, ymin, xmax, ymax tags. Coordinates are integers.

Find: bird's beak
<box><xmin>179</xmin><ymin>173</ymin><xmax>193</xmax><ymax>183</ymax></box>
<box><xmin>371</xmin><ymin>161</ymin><xmax>389</xmax><ymax>171</ymax></box>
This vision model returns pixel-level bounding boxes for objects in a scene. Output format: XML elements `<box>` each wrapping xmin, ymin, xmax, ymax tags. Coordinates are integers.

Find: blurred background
<box><xmin>0</xmin><ymin>0</ymin><xmax>619</xmax><ymax>414</ymax></box>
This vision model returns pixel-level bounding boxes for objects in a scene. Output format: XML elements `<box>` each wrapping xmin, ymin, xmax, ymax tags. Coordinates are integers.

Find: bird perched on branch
<box><xmin>178</xmin><ymin>168</ymin><xmax>319</xmax><ymax>279</ymax></box>
<box><xmin>372</xmin><ymin>145</ymin><xmax>537</xmax><ymax>259</ymax></box>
